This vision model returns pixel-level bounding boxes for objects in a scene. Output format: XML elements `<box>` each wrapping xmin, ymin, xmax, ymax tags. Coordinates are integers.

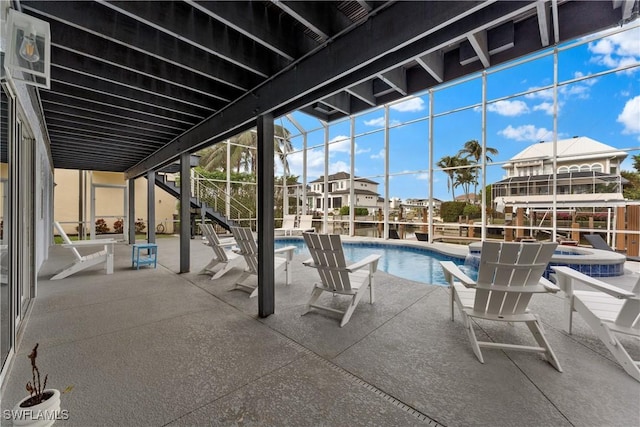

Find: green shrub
<box><xmin>440</xmin><ymin>202</ymin><xmax>466</xmax><ymax>222</ymax></box>
<box><xmin>339</xmin><ymin>206</ymin><xmax>369</xmax><ymax>216</ymax></box>
<box><xmin>463</xmin><ymin>204</ymin><xmax>481</xmax><ymax>219</ymax></box>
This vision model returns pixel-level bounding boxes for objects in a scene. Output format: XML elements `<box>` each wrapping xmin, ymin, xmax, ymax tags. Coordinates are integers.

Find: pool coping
<box><xmin>275</xmin><ymin>235</ymin><xmax>627</xmax><ymax>266</ymax></box>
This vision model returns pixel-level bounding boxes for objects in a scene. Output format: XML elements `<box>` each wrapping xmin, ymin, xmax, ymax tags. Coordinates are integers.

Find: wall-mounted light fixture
<box><xmin>4</xmin><ymin>9</ymin><xmax>51</xmax><ymax>89</ymax></box>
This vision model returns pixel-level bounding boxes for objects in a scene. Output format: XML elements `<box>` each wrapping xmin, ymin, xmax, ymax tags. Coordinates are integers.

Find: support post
<box><xmin>627</xmin><ymin>205</ymin><xmax>639</xmax><ymax>257</ymax></box>
<box><xmin>128</xmin><ymin>178</ymin><xmax>136</xmax><ymax>244</ymax></box>
<box><xmin>615</xmin><ymin>206</ymin><xmax>626</xmax><ymax>251</ymax></box>
<box><xmin>516</xmin><ymin>207</ymin><xmax>525</xmax><ymax>238</ymax></box>
<box><xmin>504</xmin><ymin>206</ymin><xmax>513</xmax><ymax>242</ymax></box>
<box><xmin>147</xmin><ymin>170</ymin><xmax>156</xmax><ymax>244</ymax></box>
<box><xmin>180</xmin><ymin>153</ymin><xmax>191</xmax><ymax>273</ymax></box>
<box><xmin>257</xmin><ymin>114</ymin><xmax>275</xmax><ymax>317</ymax></box>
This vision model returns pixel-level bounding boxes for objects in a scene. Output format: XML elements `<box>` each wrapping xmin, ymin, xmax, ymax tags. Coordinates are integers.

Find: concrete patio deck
<box><xmin>1</xmin><ymin>236</ymin><xmax>639</xmax><ymax>426</ymax></box>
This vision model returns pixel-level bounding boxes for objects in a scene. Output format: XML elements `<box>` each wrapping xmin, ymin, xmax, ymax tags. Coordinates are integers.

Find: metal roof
<box><xmin>14</xmin><ymin>0</ymin><xmax>638</xmax><ymax>177</ymax></box>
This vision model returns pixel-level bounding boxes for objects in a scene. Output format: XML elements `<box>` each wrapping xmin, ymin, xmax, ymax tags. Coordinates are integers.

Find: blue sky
<box><xmin>280</xmin><ymin>24</ymin><xmax>640</xmax><ymax>201</ymax></box>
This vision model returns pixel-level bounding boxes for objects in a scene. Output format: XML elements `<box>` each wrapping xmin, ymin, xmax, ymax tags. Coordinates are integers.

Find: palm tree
<box><xmin>453</xmin><ymin>158</ymin><xmax>477</xmax><ymax>202</ymax></box>
<box><xmin>198</xmin><ymin>124</ymin><xmax>293</xmax><ymax>174</ymax></box>
<box><xmin>458</xmin><ymin>139</ymin><xmax>499</xmax><ymax>197</ymax></box>
<box><xmin>437</xmin><ymin>155</ymin><xmax>461</xmax><ymax>199</ymax></box>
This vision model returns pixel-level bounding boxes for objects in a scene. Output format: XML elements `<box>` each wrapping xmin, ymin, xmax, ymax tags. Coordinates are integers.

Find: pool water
<box><xmin>276</xmin><ymin>239</ymin><xmax>473</xmax><ymax>286</ymax></box>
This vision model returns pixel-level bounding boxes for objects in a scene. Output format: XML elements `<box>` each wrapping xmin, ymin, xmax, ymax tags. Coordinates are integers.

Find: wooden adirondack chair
<box><xmin>302</xmin><ymin>232</ymin><xmax>381</xmax><ymax>327</ymax></box>
<box><xmin>552</xmin><ymin>266</ymin><xmax>640</xmax><ymax>382</ymax></box>
<box><xmin>440</xmin><ymin>241</ymin><xmax>562</xmax><ymax>371</ymax></box>
<box><xmin>200</xmin><ymin>223</ymin><xmax>244</xmax><ymax>280</ymax></box>
<box><xmin>230</xmin><ymin>226</ymin><xmax>296</xmax><ymax>297</ymax></box>
<box><xmin>52</xmin><ymin>221</ymin><xmax>115</xmax><ymax>280</ymax></box>
<box><xmin>275</xmin><ymin>214</ymin><xmax>297</xmax><ymax>236</ymax></box>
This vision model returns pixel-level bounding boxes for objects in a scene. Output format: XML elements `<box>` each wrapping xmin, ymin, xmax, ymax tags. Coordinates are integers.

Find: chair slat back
<box><xmin>474</xmin><ymin>242</ymin><xmax>557</xmax><ymax>316</ymax></box>
<box><xmin>615</xmin><ymin>276</ymin><xmax>640</xmax><ymax>330</ymax></box>
<box><xmin>201</xmin><ymin>223</ymin><xmax>229</xmax><ymax>262</ymax></box>
<box><xmin>281</xmin><ymin>215</ymin><xmax>296</xmax><ymax>229</ymax></box>
<box><xmin>298</xmin><ymin>215</ymin><xmax>314</xmax><ymax>231</ymax></box>
<box><xmin>231</xmin><ymin>227</ymin><xmax>258</xmax><ymax>274</ymax></box>
<box><xmin>303</xmin><ymin>232</ymin><xmax>351</xmax><ymax>292</ymax></box>
<box><xmin>54</xmin><ymin>221</ymin><xmax>82</xmax><ymax>261</ymax></box>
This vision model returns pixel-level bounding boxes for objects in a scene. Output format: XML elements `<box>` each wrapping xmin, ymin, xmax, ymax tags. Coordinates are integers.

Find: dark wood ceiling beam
<box><xmin>44</xmin><ymin>112</ymin><xmax>176</xmax><ymax>140</ymax></box>
<box><xmin>22</xmin><ymin>1</ymin><xmax>261</xmax><ymax>91</ymax></box>
<box><xmin>51</xmin><ymin>47</ymin><xmax>229</xmax><ymax>110</ymax></box>
<box><xmin>48</xmin><ymin>129</ymin><xmax>161</xmax><ymax>151</ymax></box>
<box><xmin>46</xmin><ymin>122</ymin><xmax>166</xmax><ymax>146</ymax></box>
<box><xmin>345</xmin><ymin>81</ymin><xmax>376</xmax><ymax>106</ymax></box>
<box><xmin>416</xmin><ymin>50</ymin><xmax>444</xmax><ymax>83</ymax></box>
<box><xmin>185</xmin><ymin>0</ymin><xmax>314</xmax><ymax>61</ymax></box>
<box><xmin>47</xmin><ymin>77</ymin><xmax>206</xmax><ymax>124</ymax></box>
<box><xmin>102</xmin><ymin>0</ymin><xmax>284</xmax><ymax>77</ymax></box>
<box><xmin>273</xmin><ymin>1</ymin><xmax>353</xmax><ymax>41</ymax></box>
<box><xmin>50</xmin><ymin>143</ymin><xmax>153</xmax><ymax>161</ymax></box>
<box><xmin>40</xmin><ymin>92</ymin><xmax>189</xmax><ymax>131</ymax></box>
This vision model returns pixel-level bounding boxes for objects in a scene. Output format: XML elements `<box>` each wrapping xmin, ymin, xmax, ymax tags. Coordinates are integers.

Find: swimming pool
<box><xmin>275</xmin><ymin>239</ymin><xmax>472</xmax><ymax>286</ymax></box>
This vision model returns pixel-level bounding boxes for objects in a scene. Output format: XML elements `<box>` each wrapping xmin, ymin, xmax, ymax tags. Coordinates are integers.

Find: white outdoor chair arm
<box><xmin>539</xmin><ymin>276</ymin><xmax>561</xmax><ymax>293</ymax></box>
<box><xmin>62</xmin><ymin>239</ymin><xmax>115</xmax><ymax>247</ymax></box>
<box><xmin>275</xmin><ymin>245</ymin><xmax>296</xmax><ymax>261</ymax></box>
<box><xmin>346</xmin><ymin>254</ymin><xmax>381</xmax><ymax>273</ymax></box>
<box><xmin>552</xmin><ymin>266</ymin><xmax>635</xmax><ymax>299</ymax></box>
<box><xmin>440</xmin><ymin>261</ymin><xmax>476</xmax><ymax>288</ymax></box>
<box><xmin>302</xmin><ymin>257</ymin><xmax>314</xmax><ymax>267</ymax></box>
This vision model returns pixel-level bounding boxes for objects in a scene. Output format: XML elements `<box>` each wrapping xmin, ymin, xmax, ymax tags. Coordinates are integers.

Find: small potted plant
<box><xmin>12</xmin><ymin>344</ymin><xmax>60</xmax><ymax>426</ymax></box>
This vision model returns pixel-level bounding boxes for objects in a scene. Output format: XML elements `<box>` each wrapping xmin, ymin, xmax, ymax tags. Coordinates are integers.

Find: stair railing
<box><xmin>190</xmin><ymin>169</ymin><xmax>256</xmax><ymax>228</ymax></box>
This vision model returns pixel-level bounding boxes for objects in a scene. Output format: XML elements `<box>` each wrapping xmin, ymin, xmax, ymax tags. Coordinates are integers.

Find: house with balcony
<box><xmin>492</xmin><ymin>136</ymin><xmax>628</xmax><ymax>209</ymax></box>
<box><xmin>308</xmin><ymin>172</ymin><xmax>381</xmax><ymax>213</ymax></box>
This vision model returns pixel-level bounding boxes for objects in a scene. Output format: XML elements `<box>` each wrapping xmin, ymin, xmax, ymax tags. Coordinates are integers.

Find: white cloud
<box><xmin>533</xmin><ymin>102</ymin><xmax>555</xmax><ymax>115</ymax></box>
<box><xmin>525</xmin><ymin>87</ymin><xmax>554</xmax><ymax>100</ymax></box>
<box><xmin>364</xmin><ymin>117</ymin><xmax>385</xmax><ymax>127</ymax></box>
<box><xmin>328</xmin><ymin>135</ymin><xmax>350</xmax><ymax>153</ymax></box>
<box><xmin>363</xmin><ymin>116</ymin><xmax>400</xmax><ymax>127</ymax></box>
<box><xmin>416</xmin><ymin>173</ymin><xmax>429</xmax><ymax>181</ymax></box>
<box><xmin>327</xmin><ymin>135</ymin><xmax>370</xmax><ymax>155</ymax></box>
<box><xmin>370</xmin><ymin>149</ymin><xmax>385</xmax><ymax>160</ymax></box>
<box><xmin>390</xmin><ymin>96</ymin><xmax>425</xmax><ymax>112</ymax></box>
<box><xmin>588</xmin><ymin>26</ymin><xmax>640</xmax><ymax>72</ymax></box>
<box><xmin>329</xmin><ymin>160</ymin><xmax>349</xmax><ymax>174</ymax></box>
<box><xmin>618</xmin><ymin>95</ymin><xmax>640</xmax><ymax>135</ymax></box>
<box><xmin>561</xmin><ymin>84</ymin><xmax>590</xmax><ymax>99</ymax></box>
<box><xmin>498</xmin><ymin>125</ymin><xmax>553</xmax><ymax>142</ymax></box>
<box><xmin>487</xmin><ymin>100</ymin><xmax>530</xmax><ymax>116</ymax></box>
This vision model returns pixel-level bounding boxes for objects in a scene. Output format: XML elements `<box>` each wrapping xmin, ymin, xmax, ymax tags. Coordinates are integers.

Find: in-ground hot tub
<box><xmin>466</xmin><ymin>242</ymin><xmax>626</xmax><ymax>278</ymax></box>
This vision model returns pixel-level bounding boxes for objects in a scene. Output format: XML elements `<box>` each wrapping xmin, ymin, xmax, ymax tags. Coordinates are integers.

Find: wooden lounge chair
<box><xmin>584</xmin><ymin>234</ymin><xmax>640</xmax><ymax>261</ymax></box>
<box><xmin>200</xmin><ymin>223</ymin><xmax>244</xmax><ymax>280</ymax></box>
<box><xmin>230</xmin><ymin>226</ymin><xmax>296</xmax><ymax>297</ymax></box>
<box><xmin>440</xmin><ymin>241</ymin><xmax>562</xmax><ymax>371</ymax></box>
<box><xmin>552</xmin><ymin>266</ymin><xmax>639</xmax><ymax>382</ymax></box>
<box><xmin>415</xmin><ymin>232</ymin><xmax>429</xmax><ymax>241</ymax></box>
<box><xmin>275</xmin><ymin>214</ymin><xmax>297</xmax><ymax>236</ymax></box>
<box><xmin>302</xmin><ymin>232</ymin><xmax>381</xmax><ymax>327</ymax></box>
<box><xmin>52</xmin><ymin>221</ymin><xmax>115</xmax><ymax>280</ymax></box>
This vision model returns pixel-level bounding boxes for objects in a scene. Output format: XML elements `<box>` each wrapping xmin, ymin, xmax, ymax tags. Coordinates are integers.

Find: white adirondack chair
<box><xmin>200</xmin><ymin>223</ymin><xmax>244</xmax><ymax>280</ymax></box>
<box><xmin>275</xmin><ymin>214</ymin><xmax>297</xmax><ymax>236</ymax></box>
<box><xmin>440</xmin><ymin>241</ymin><xmax>562</xmax><ymax>371</ymax></box>
<box><xmin>289</xmin><ymin>215</ymin><xmax>315</xmax><ymax>235</ymax></box>
<box><xmin>52</xmin><ymin>221</ymin><xmax>115</xmax><ymax>280</ymax></box>
<box><xmin>302</xmin><ymin>232</ymin><xmax>381</xmax><ymax>327</ymax></box>
<box><xmin>552</xmin><ymin>266</ymin><xmax>640</xmax><ymax>382</ymax></box>
<box><xmin>230</xmin><ymin>226</ymin><xmax>296</xmax><ymax>297</ymax></box>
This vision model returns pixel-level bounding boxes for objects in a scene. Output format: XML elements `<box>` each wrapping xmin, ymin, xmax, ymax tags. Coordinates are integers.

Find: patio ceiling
<box><xmin>16</xmin><ymin>0</ymin><xmax>638</xmax><ymax>176</ymax></box>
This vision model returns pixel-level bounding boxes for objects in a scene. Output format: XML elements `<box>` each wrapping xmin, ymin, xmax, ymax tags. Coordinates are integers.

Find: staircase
<box><xmin>153</xmin><ymin>173</ymin><xmax>240</xmax><ymax>231</ymax></box>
